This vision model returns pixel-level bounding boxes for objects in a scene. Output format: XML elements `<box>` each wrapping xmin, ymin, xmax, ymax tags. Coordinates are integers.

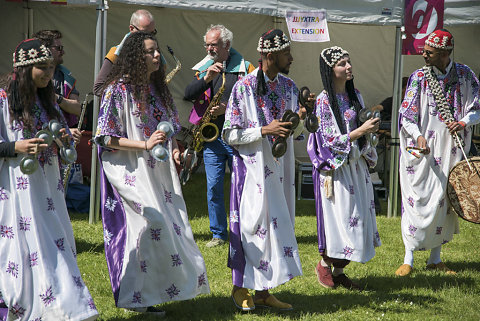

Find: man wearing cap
<box><xmin>184</xmin><ymin>24</ymin><xmax>255</xmax><ymax>248</ymax></box>
<box><xmin>93</xmin><ymin>9</ymin><xmax>156</xmax><ymax>96</ymax></box>
<box><xmin>222</xmin><ymin>29</ymin><xmax>305</xmax><ymax>311</ymax></box>
<box><xmin>33</xmin><ymin>29</ymin><xmax>82</xmax><ymax>144</ymax></box>
<box><xmin>396</xmin><ymin>29</ymin><xmax>480</xmax><ymax>277</ymax></box>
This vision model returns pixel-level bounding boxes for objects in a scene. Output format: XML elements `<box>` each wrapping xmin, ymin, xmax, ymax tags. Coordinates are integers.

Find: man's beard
<box><xmin>207</xmin><ymin>51</ymin><xmax>218</xmax><ymax>61</ymax></box>
<box><xmin>276</xmin><ymin>61</ymin><xmax>290</xmax><ymax>75</ymax></box>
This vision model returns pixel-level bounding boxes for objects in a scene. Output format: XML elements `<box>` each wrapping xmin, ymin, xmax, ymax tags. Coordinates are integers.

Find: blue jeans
<box><xmin>203</xmin><ymin>138</ymin><xmax>233</xmax><ymax>241</ymax></box>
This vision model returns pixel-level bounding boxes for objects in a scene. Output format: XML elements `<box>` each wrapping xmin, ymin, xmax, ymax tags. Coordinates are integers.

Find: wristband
<box><xmin>458</xmin><ymin>121</ymin><xmax>466</xmax><ymax>128</ymax></box>
<box><xmin>56</xmin><ymin>94</ymin><xmax>64</xmax><ymax>105</ymax></box>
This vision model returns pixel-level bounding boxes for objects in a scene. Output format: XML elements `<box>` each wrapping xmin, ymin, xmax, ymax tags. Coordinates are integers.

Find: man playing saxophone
<box><xmin>184</xmin><ymin>24</ymin><xmax>255</xmax><ymax>248</ymax></box>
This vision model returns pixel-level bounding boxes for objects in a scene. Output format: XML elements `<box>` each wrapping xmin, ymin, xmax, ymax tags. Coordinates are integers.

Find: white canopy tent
<box><xmin>1</xmin><ymin>0</ymin><xmax>479</xmax><ymax>222</ymax></box>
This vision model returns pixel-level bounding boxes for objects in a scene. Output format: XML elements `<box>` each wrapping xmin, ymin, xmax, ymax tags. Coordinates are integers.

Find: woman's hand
<box><xmin>172</xmin><ymin>148</ymin><xmax>181</xmax><ymax>166</ymax></box>
<box><xmin>15</xmin><ymin>138</ymin><xmax>48</xmax><ymax>155</ymax></box>
<box><xmin>349</xmin><ymin>117</ymin><xmax>380</xmax><ymax>141</ymax></box>
<box><xmin>146</xmin><ymin>129</ymin><xmax>167</xmax><ymax>150</ymax></box>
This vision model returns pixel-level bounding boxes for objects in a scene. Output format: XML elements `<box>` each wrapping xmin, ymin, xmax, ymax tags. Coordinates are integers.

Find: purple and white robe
<box><xmin>399</xmin><ymin>62</ymin><xmax>480</xmax><ymax>251</ymax></box>
<box><xmin>0</xmin><ymin>89</ymin><xmax>98</xmax><ymax>321</ymax></box>
<box><xmin>95</xmin><ymin>82</ymin><xmax>209</xmax><ymax>308</ymax></box>
<box><xmin>223</xmin><ymin>69</ymin><xmax>303</xmax><ymax>290</ymax></box>
<box><xmin>307</xmin><ymin>90</ymin><xmax>381</xmax><ymax>263</ymax></box>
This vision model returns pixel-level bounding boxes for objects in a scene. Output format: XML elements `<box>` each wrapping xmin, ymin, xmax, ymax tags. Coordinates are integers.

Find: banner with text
<box><xmin>403</xmin><ymin>0</ymin><xmax>444</xmax><ymax>55</ymax></box>
<box><xmin>285</xmin><ymin>10</ymin><xmax>330</xmax><ymax>42</ymax></box>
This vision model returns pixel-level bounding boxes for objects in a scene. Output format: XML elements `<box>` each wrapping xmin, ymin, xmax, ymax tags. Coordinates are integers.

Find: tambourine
<box><xmin>151</xmin><ymin>121</ymin><xmax>175</xmax><ymax>162</ymax></box>
<box><xmin>299</xmin><ymin>86</ymin><xmax>318</xmax><ymax>133</ymax></box>
<box><xmin>271</xmin><ymin>110</ymin><xmax>300</xmax><ymax>158</ymax></box>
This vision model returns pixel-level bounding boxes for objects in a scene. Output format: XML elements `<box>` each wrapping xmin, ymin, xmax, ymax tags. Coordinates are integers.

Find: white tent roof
<box><xmin>22</xmin><ymin>0</ymin><xmax>480</xmax><ymax>25</ymax></box>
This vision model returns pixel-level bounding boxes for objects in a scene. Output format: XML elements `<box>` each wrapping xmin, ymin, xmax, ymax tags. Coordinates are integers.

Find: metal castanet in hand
<box><xmin>165</xmin><ymin>45</ymin><xmax>181</xmax><ymax>85</ymax></box>
<box><xmin>151</xmin><ymin>121</ymin><xmax>175</xmax><ymax>162</ymax></box>
<box><xmin>358</xmin><ymin>105</ymin><xmax>381</xmax><ymax>147</ymax></box>
<box><xmin>62</xmin><ymin>93</ymin><xmax>93</xmax><ymax>192</ymax></box>
<box><xmin>271</xmin><ymin>110</ymin><xmax>300</xmax><ymax>158</ymax></box>
<box><xmin>179</xmin><ymin>62</ymin><xmax>226</xmax><ymax>185</ymax></box>
<box><xmin>298</xmin><ymin>86</ymin><xmax>319</xmax><ymax>133</ymax></box>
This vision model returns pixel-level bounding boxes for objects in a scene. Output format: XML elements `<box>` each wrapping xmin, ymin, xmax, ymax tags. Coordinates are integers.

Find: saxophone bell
<box><xmin>199</xmin><ymin>122</ymin><xmax>219</xmax><ymax>143</ymax></box>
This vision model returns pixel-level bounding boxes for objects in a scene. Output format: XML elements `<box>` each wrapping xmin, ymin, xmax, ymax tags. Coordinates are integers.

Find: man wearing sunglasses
<box><xmin>93</xmin><ymin>9</ymin><xmax>156</xmax><ymax>96</ymax></box>
<box><xmin>33</xmin><ymin>29</ymin><xmax>82</xmax><ymax>145</ymax></box>
<box><xmin>396</xmin><ymin>29</ymin><xmax>480</xmax><ymax>277</ymax></box>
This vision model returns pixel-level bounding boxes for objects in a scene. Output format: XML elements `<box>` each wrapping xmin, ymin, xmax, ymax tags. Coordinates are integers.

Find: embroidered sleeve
<box><xmin>223</xmin><ymin>77</ymin><xmax>249</xmax><ymax>131</ymax></box>
<box><xmin>95</xmin><ymin>83</ymin><xmax>127</xmax><ymax>140</ymax></box>
<box><xmin>317</xmin><ymin>93</ymin><xmax>351</xmax><ymax>154</ymax></box>
<box><xmin>400</xmin><ymin>71</ymin><xmax>422</xmax><ymax>128</ymax></box>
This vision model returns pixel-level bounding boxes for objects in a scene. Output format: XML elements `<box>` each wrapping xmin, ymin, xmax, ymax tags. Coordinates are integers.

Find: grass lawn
<box><xmin>72</xmin><ymin>173</ymin><xmax>480</xmax><ymax>320</ymax></box>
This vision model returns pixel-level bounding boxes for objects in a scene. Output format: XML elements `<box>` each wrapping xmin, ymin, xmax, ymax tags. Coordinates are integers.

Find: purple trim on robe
<box><xmin>98</xmin><ymin>147</ymin><xmax>127</xmax><ymax>306</ymax></box>
<box><xmin>307</xmin><ymin>133</ymin><xmax>331</xmax><ymax>254</ymax></box>
<box><xmin>228</xmin><ymin>149</ymin><xmax>247</xmax><ymax>287</ymax></box>
<box><xmin>312</xmin><ymin>168</ymin><xmax>326</xmax><ymax>254</ymax></box>
<box><xmin>0</xmin><ymin>307</ymin><xmax>7</xmax><ymax>321</ymax></box>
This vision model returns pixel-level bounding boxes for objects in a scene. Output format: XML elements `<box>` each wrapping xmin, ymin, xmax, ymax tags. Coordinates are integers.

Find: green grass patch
<box><xmin>71</xmin><ymin>174</ymin><xmax>480</xmax><ymax>320</ymax></box>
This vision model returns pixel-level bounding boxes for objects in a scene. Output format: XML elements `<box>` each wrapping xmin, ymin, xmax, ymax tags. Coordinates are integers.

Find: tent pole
<box><xmin>89</xmin><ymin>0</ymin><xmax>108</xmax><ymax>224</ymax></box>
<box><xmin>387</xmin><ymin>25</ymin><xmax>404</xmax><ymax>218</ymax></box>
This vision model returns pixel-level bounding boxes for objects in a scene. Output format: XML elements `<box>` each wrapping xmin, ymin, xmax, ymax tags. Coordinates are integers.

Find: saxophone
<box><xmin>63</xmin><ymin>92</ymin><xmax>93</xmax><ymax>192</ymax></box>
<box><xmin>165</xmin><ymin>45</ymin><xmax>181</xmax><ymax>85</ymax></box>
<box><xmin>191</xmin><ymin>61</ymin><xmax>226</xmax><ymax>152</ymax></box>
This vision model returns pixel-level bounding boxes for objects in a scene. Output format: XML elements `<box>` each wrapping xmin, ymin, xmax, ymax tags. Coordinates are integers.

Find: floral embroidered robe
<box><xmin>307</xmin><ymin>90</ymin><xmax>381</xmax><ymax>263</ymax></box>
<box><xmin>95</xmin><ymin>82</ymin><xmax>209</xmax><ymax>308</ymax></box>
<box><xmin>399</xmin><ymin>63</ymin><xmax>480</xmax><ymax>251</ymax></box>
<box><xmin>0</xmin><ymin>89</ymin><xmax>98</xmax><ymax>321</ymax></box>
<box><xmin>222</xmin><ymin>69</ymin><xmax>303</xmax><ymax>290</ymax></box>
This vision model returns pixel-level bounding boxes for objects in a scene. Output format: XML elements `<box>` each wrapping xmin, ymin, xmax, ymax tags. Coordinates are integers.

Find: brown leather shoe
<box><xmin>314</xmin><ymin>261</ymin><xmax>334</xmax><ymax>288</ymax></box>
<box><xmin>254</xmin><ymin>294</ymin><xmax>293</xmax><ymax>311</ymax></box>
<box><xmin>426</xmin><ymin>262</ymin><xmax>456</xmax><ymax>275</ymax></box>
<box><xmin>231</xmin><ymin>287</ymin><xmax>255</xmax><ymax>311</ymax></box>
<box><xmin>332</xmin><ymin>274</ymin><xmax>361</xmax><ymax>290</ymax></box>
<box><xmin>395</xmin><ymin>264</ymin><xmax>413</xmax><ymax>277</ymax></box>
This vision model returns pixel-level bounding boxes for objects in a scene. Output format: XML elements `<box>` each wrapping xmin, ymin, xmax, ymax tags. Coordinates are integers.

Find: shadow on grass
<box><xmin>75</xmin><ymin>238</ymin><xmax>104</xmax><ymax>254</ymax></box>
<box><xmin>364</xmin><ymin>272</ymin><xmax>476</xmax><ymax>291</ymax></box>
<box><xmin>103</xmin><ymin>289</ymin><xmax>440</xmax><ymax>321</ymax></box>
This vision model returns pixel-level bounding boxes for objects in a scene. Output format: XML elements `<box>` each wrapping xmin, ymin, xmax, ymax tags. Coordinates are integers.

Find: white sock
<box><xmin>403</xmin><ymin>248</ymin><xmax>414</xmax><ymax>267</ymax></box>
<box><xmin>332</xmin><ymin>267</ymin><xmax>343</xmax><ymax>276</ymax></box>
<box><xmin>320</xmin><ymin>259</ymin><xmax>330</xmax><ymax>268</ymax></box>
<box><xmin>427</xmin><ymin>245</ymin><xmax>442</xmax><ymax>265</ymax></box>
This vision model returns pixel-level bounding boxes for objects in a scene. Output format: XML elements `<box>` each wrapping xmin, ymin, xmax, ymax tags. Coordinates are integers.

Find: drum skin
<box><xmin>447</xmin><ymin>156</ymin><xmax>480</xmax><ymax>224</ymax></box>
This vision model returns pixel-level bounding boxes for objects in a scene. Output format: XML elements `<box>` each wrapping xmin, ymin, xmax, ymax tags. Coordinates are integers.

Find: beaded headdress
<box><xmin>257</xmin><ymin>29</ymin><xmax>290</xmax><ymax>53</ymax></box>
<box><xmin>424</xmin><ymin>29</ymin><xmax>454</xmax><ymax>50</ymax></box>
<box><xmin>320</xmin><ymin>46</ymin><xmax>349</xmax><ymax>68</ymax></box>
<box><xmin>13</xmin><ymin>39</ymin><xmax>52</xmax><ymax>68</ymax></box>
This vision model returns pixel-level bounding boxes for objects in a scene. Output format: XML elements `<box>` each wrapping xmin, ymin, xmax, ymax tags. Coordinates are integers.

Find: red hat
<box><xmin>425</xmin><ymin>29</ymin><xmax>454</xmax><ymax>50</ymax></box>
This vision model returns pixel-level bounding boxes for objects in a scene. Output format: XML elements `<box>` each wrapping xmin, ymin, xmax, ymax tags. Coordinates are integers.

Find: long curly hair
<box><xmin>319</xmin><ymin>54</ymin><xmax>365</xmax><ymax>149</ymax></box>
<box><xmin>101</xmin><ymin>32</ymin><xmax>172</xmax><ymax>109</ymax></box>
<box><xmin>6</xmin><ymin>65</ymin><xmax>59</xmax><ymax>129</ymax></box>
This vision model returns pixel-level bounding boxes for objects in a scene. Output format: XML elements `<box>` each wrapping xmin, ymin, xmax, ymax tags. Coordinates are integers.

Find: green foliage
<box><xmin>71</xmin><ymin>175</ymin><xmax>480</xmax><ymax>320</ymax></box>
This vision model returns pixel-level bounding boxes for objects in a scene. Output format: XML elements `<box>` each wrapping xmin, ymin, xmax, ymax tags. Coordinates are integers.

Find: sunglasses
<box><xmin>132</xmin><ymin>24</ymin><xmax>157</xmax><ymax>35</ymax></box>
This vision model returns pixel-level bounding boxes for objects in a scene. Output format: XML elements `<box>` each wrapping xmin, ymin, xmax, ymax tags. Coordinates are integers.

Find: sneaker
<box><xmin>332</xmin><ymin>274</ymin><xmax>361</xmax><ymax>290</ymax></box>
<box><xmin>125</xmin><ymin>306</ymin><xmax>166</xmax><ymax>316</ymax></box>
<box><xmin>314</xmin><ymin>261</ymin><xmax>334</xmax><ymax>288</ymax></box>
<box><xmin>206</xmin><ymin>238</ymin><xmax>226</xmax><ymax>248</ymax></box>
